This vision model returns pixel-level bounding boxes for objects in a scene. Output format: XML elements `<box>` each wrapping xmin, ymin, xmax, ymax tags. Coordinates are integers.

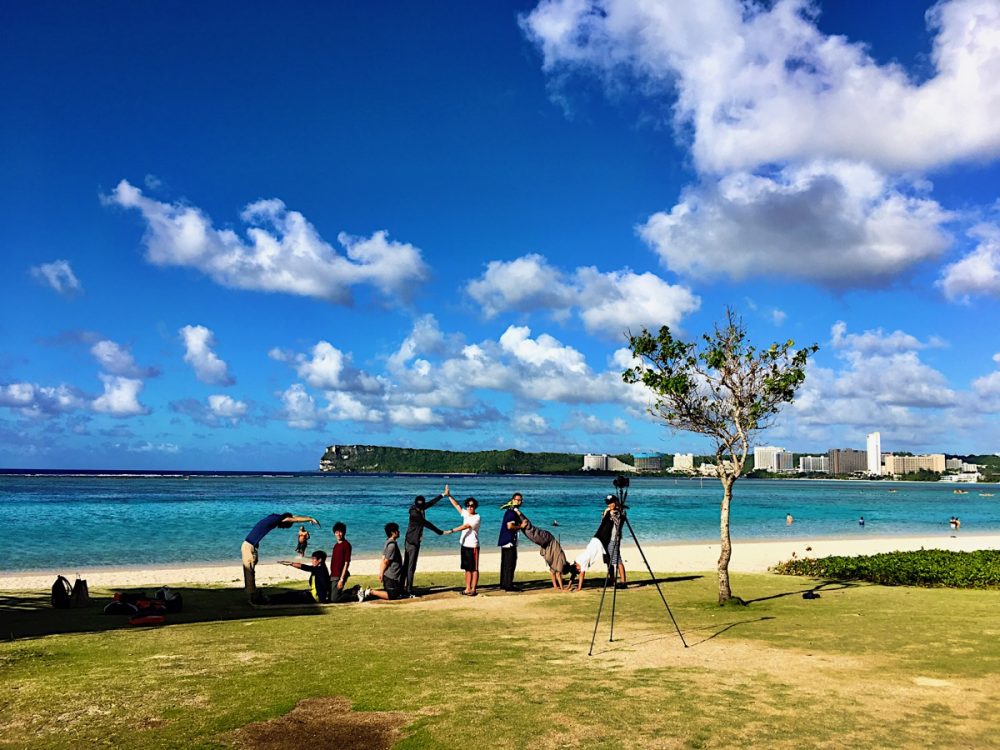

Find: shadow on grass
<box><xmin>743</xmin><ymin>579</ymin><xmax>864</xmax><ymax>604</ymax></box>
<box><xmin>0</xmin><ymin>574</ymin><xmax>705</xmax><ymax>641</ymax></box>
<box><xmin>0</xmin><ymin>586</ymin><xmax>340</xmax><ymax>641</ymax></box>
<box><xmin>685</xmin><ymin>616</ymin><xmax>777</xmax><ymax>646</ymax></box>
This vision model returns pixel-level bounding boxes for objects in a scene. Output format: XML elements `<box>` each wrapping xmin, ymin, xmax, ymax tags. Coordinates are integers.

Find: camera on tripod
<box><xmin>611</xmin><ymin>476</ymin><xmax>630</xmax><ymax>509</ymax></box>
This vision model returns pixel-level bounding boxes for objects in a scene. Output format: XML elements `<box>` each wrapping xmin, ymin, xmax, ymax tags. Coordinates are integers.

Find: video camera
<box><xmin>611</xmin><ymin>476</ymin><xmax>630</xmax><ymax>509</ymax></box>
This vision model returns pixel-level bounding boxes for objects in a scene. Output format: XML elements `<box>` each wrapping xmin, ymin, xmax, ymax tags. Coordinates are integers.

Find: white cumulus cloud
<box><xmin>938</xmin><ymin>224</ymin><xmax>1000</xmax><ymax>301</ymax></box>
<box><xmin>180</xmin><ymin>325</ymin><xmax>234</xmax><ymax>386</ymax></box>
<box><xmin>467</xmin><ymin>255</ymin><xmax>699</xmax><ymax>335</ymax></box>
<box><xmin>91</xmin><ymin>340</ymin><xmax>156</xmax><ymax>378</ymax></box>
<box><xmin>106</xmin><ymin>180</ymin><xmax>428</xmax><ymax>304</ymax></box>
<box><xmin>30</xmin><ymin>260</ymin><xmax>82</xmax><ymax>296</ymax></box>
<box><xmin>522</xmin><ymin>0</ymin><xmax>1000</xmax><ymax>174</ymax></box>
<box><xmin>92</xmin><ymin>375</ymin><xmax>148</xmax><ymax>416</ymax></box>
<box><xmin>207</xmin><ymin>394</ymin><xmax>248</xmax><ymax>424</ymax></box>
<box><xmin>640</xmin><ymin>163</ymin><xmax>952</xmax><ymax>285</ymax></box>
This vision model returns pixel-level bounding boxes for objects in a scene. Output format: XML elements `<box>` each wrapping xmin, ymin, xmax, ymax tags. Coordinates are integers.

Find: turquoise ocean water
<box><xmin>2</xmin><ymin>474</ymin><xmax>998</xmax><ymax>572</ymax></box>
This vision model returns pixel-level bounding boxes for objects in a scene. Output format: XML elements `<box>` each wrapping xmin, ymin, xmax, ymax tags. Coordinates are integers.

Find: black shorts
<box><xmin>460</xmin><ymin>546</ymin><xmax>479</xmax><ymax>572</ymax></box>
<box><xmin>384</xmin><ymin>579</ymin><xmax>406</xmax><ymax>600</ymax></box>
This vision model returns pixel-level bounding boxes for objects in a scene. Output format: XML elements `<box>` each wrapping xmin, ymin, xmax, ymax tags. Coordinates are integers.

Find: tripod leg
<box><xmin>587</xmin><ymin>564</ymin><xmax>614</xmax><ymax>656</ymax></box>
<box><xmin>624</xmin><ymin>515</ymin><xmax>689</xmax><ymax>648</ymax></box>
<box><xmin>609</xmin><ymin>564</ymin><xmax>619</xmax><ymax>643</ymax></box>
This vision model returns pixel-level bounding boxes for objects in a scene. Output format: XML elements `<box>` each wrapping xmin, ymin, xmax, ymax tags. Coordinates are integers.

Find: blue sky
<box><xmin>3</xmin><ymin>0</ymin><xmax>1000</xmax><ymax>470</ymax></box>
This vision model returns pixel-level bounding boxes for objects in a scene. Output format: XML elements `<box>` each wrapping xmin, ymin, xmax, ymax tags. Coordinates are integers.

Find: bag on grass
<box><xmin>154</xmin><ymin>586</ymin><xmax>183</xmax><ymax>613</ymax></box>
<box><xmin>104</xmin><ymin>600</ymin><xmax>139</xmax><ymax>616</ymax></box>
<box><xmin>71</xmin><ymin>578</ymin><xmax>90</xmax><ymax>608</ymax></box>
<box><xmin>51</xmin><ymin>575</ymin><xmax>73</xmax><ymax>609</ymax></box>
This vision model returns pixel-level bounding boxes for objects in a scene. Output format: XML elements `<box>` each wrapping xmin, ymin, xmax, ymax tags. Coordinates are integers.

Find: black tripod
<box><xmin>588</xmin><ymin>480</ymin><xmax>688</xmax><ymax>654</ymax></box>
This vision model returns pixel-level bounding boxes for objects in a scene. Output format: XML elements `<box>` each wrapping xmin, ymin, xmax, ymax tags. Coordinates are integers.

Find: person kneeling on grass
<box><xmin>274</xmin><ymin>550</ymin><xmax>331</xmax><ymax>604</ymax></box>
<box><xmin>359</xmin><ymin>522</ymin><xmax>407</xmax><ymax>602</ymax></box>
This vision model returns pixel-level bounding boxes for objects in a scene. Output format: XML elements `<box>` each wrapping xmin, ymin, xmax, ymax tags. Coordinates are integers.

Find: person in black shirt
<box><xmin>403</xmin><ymin>489</ymin><xmax>445</xmax><ymax>594</ymax></box>
<box><xmin>273</xmin><ymin>550</ymin><xmax>332</xmax><ymax>604</ymax></box>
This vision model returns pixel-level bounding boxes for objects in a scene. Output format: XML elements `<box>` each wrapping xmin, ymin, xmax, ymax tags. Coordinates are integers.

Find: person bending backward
<box><xmin>570</xmin><ymin>495</ymin><xmax>618</xmax><ymax>592</ymax></box>
<box><xmin>498</xmin><ymin>492</ymin><xmax>522</xmax><ymax>591</ymax></box>
<box><xmin>443</xmin><ymin>486</ymin><xmax>481</xmax><ymax>596</ymax></box>
<box><xmin>512</xmin><ymin>506</ymin><xmax>572</xmax><ymax>590</ymax></box>
<box><xmin>242</xmin><ymin>512</ymin><xmax>319</xmax><ymax>604</ymax></box>
<box><xmin>403</xmin><ymin>490</ymin><xmax>446</xmax><ymax>594</ymax></box>
<box><xmin>359</xmin><ymin>523</ymin><xmax>407</xmax><ymax>602</ymax></box>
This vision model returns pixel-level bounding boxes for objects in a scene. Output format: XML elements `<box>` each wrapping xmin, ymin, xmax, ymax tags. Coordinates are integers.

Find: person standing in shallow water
<box><xmin>403</xmin><ymin>490</ymin><xmax>446</xmax><ymax>595</ymax></box>
<box><xmin>443</xmin><ymin>485</ymin><xmax>481</xmax><ymax>596</ymax></box>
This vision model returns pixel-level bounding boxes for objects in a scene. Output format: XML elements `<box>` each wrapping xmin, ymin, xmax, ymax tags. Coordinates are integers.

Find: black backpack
<box><xmin>155</xmin><ymin>586</ymin><xmax>183</xmax><ymax>613</ymax></box>
<box><xmin>51</xmin><ymin>575</ymin><xmax>73</xmax><ymax>609</ymax></box>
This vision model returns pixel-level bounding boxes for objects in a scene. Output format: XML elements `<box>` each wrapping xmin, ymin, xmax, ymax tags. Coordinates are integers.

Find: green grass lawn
<box><xmin>2</xmin><ymin>572</ymin><xmax>998</xmax><ymax>749</ymax></box>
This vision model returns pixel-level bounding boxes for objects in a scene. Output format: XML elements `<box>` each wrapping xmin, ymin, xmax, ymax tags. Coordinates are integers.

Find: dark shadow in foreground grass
<box><xmin>0</xmin><ymin>573</ymin><xmax>706</xmax><ymax>641</ymax></box>
<box><xmin>0</xmin><ymin>586</ymin><xmax>355</xmax><ymax>641</ymax></box>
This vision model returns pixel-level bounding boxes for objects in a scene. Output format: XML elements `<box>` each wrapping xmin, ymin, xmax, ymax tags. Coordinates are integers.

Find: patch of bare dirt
<box><xmin>226</xmin><ymin>697</ymin><xmax>412</xmax><ymax>750</ymax></box>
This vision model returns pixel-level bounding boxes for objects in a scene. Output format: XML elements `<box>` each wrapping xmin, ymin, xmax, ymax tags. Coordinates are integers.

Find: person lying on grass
<box><xmin>274</xmin><ymin>550</ymin><xmax>331</xmax><ymax>604</ymax></box>
<box><xmin>359</xmin><ymin>522</ymin><xmax>407</xmax><ymax>602</ymax></box>
<box><xmin>511</xmin><ymin>506</ymin><xmax>572</xmax><ymax>590</ymax></box>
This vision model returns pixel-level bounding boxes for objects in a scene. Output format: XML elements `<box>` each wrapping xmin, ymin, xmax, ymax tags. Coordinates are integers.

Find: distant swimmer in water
<box><xmin>858</xmin><ymin>516</ymin><xmax>865</xmax><ymax>527</ymax></box>
<box><xmin>786</xmin><ymin>513</ymin><xmax>793</xmax><ymax>526</ymax></box>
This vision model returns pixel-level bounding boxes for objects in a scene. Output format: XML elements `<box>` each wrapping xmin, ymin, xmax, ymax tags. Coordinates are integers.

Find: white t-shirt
<box><xmin>460</xmin><ymin>510</ymin><xmax>481</xmax><ymax>548</ymax></box>
<box><xmin>575</xmin><ymin>537</ymin><xmax>605</xmax><ymax>571</ymax></box>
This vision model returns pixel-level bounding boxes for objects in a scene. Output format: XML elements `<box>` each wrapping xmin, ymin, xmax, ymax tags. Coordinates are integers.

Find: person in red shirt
<box><xmin>329</xmin><ymin>521</ymin><xmax>358</xmax><ymax>603</ymax></box>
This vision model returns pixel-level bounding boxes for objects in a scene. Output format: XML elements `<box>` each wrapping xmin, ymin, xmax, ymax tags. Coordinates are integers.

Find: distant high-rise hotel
<box><xmin>828</xmin><ymin>448</ymin><xmax>867</xmax><ymax>475</ymax></box>
<box><xmin>753</xmin><ymin>445</ymin><xmax>794</xmax><ymax>473</ymax></box>
<box><xmin>673</xmin><ymin>453</ymin><xmax>694</xmax><ymax>471</ymax></box>
<box><xmin>799</xmin><ymin>455</ymin><xmax>830</xmax><ymax>473</ymax></box>
<box><xmin>866</xmin><ymin>432</ymin><xmax>882</xmax><ymax>476</ymax></box>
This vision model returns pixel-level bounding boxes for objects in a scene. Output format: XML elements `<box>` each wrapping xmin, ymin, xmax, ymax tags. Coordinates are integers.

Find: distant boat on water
<box><xmin>954</xmin><ymin>489</ymin><xmax>969</xmax><ymax>494</ymax></box>
<box><xmin>980</xmin><ymin>492</ymin><xmax>995</xmax><ymax>497</ymax></box>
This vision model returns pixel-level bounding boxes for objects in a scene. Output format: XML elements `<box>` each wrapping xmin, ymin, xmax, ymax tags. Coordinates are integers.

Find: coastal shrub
<box><xmin>771</xmin><ymin>549</ymin><xmax>1000</xmax><ymax>589</ymax></box>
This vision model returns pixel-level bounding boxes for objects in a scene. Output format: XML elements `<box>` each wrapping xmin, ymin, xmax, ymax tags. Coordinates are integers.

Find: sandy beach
<box><xmin>1</xmin><ymin>533</ymin><xmax>997</xmax><ymax>592</ymax></box>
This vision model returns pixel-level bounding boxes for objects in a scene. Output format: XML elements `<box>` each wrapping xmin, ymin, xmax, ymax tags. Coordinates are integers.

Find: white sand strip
<box><xmin>1</xmin><ymin>533</ymin><xmax>997</xmax><ymax>592</ymax></box>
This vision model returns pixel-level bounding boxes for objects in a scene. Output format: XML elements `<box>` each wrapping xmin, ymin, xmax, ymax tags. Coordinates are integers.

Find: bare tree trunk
<box><xmin>717</xmin><ymin>474</ymin><xmax>734</xmax><ymax>604</ymax></box>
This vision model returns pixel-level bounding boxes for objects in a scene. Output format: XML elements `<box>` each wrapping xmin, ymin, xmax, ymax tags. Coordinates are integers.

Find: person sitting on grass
<box><xmin>330</xmin><ymin>521</ymin><xmax>361</xmax><ymax>603</ymax></box>
<box><xmin>359</xmin><ymin>522</ymin><xmax>407</xmax><ymax>602</ymax></box>
<box><xmin>511</xmin><ymin>505</ymin><xmax>572</xmax><ymax>590</ymax></box>
<box><xmin>274</xmin><ymin>550</ymin><xmax>331</xmax><ymax>604</ymax></box>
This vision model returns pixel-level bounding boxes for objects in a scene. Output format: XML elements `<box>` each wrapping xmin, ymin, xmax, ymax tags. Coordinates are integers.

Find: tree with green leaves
<box><xmin>622</xmin><ymin>309</ymin><xmax>817</xmax><ymax>604</ymax></box>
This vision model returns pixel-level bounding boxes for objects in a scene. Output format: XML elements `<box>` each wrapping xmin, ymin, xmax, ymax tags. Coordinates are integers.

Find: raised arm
<box><xmin>423</xmin><ymin>493</ymin><xmax>444</xmax><ymax>510</ymax></box>
<box><xmin>287</xmin><ymin>515</ymin><xmax>320</xmax><ymax>526</ymax></box>
<box><xmin>445</xmin><ymin>488</ymin><xmax>463</xmax><ymax>514</ymax></box>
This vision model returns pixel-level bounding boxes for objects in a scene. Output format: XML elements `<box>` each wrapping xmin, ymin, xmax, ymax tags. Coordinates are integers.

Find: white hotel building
<box><xmin>866</xmin><ymin>432</ymin><xmax>882</xmax><ymax>476</ymax></box>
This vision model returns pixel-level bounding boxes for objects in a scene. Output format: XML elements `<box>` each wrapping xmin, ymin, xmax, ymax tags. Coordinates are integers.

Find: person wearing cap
<box><xmin>442</xmin><ymin>485</ymin><xmax>481</xmax><ymax>596</ymax></box>
<box><xmin>403</xmin><ymin>488</ymin><xmax>446</xmax><ymax>595</ymax></box>
<box><xmin>497</xmin><ymin>492</ymin><xmax>523</xmax><ymax>591</ymax></box>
